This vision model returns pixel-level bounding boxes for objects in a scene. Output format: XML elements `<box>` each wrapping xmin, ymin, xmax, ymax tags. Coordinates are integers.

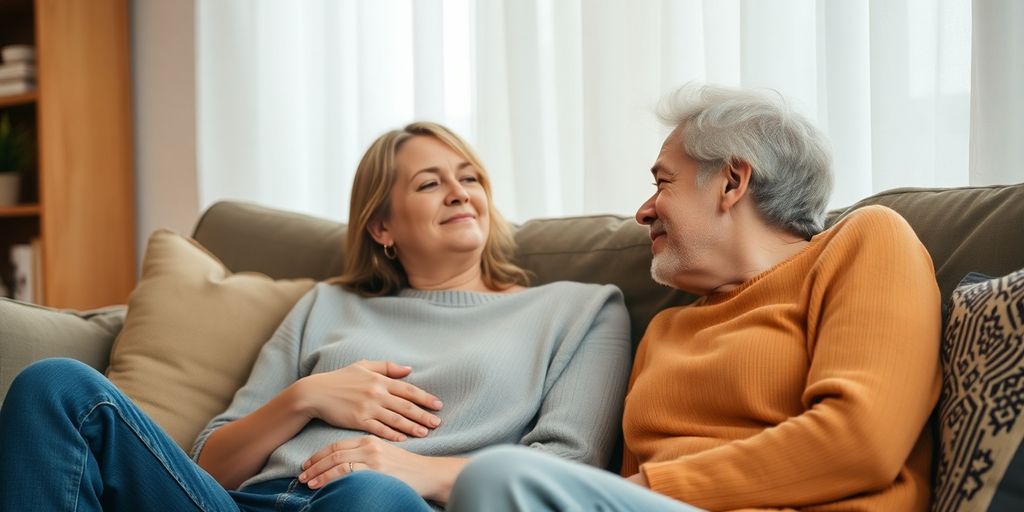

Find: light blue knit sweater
<box><xmin>191</xmin><ymin>281</ymin><xmax>631</xmax><ymax>490</ymax></box>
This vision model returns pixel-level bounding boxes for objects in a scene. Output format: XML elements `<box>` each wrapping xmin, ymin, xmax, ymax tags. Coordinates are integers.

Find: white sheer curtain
<box><xmin>197</xmin><ymin>0</ymin><xmax>1021</xmax><ymax>223</ymax></box>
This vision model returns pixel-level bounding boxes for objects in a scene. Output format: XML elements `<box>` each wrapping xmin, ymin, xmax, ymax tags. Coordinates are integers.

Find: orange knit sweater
<box><xmin>620</xmin><ymin>205</ymin><xmax>942</xmax><ymax>511</ymax></box>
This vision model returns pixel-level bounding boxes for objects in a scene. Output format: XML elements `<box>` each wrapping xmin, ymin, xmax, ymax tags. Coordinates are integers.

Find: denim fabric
<box><xmin>449</xmin><ymin>445</ymin><xmax>703</xmax><ymax>512</ymax></box>
<box><xmin>0</xmin><ymin>358</ymin><xmax>431</xmax><ymax>512</ymax></box>
<box><xmin>233</xmin><ymin>474</ymin><xmax>432</xmax><ymax>512</ymax></box>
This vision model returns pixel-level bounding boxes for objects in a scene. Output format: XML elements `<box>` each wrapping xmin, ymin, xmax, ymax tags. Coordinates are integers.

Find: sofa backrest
<box><xmin>193</xmin><ymin>183</ymin><xmax>1024</xmax><ymax>348</ymax></box>
<box><xmin>828</xmin><ymin>184</ymin><xmax>1024</xmax><ymax>303</ymax></box>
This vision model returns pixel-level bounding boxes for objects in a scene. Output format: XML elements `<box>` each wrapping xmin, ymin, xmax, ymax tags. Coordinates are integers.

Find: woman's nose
<box><xmin>445</xmin><ymin>183</ymin><xmax>470</xmax><ymax>206</ymax></box>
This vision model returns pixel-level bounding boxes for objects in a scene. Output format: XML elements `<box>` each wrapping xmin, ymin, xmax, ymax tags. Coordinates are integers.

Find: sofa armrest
<box><xmin>0</xmin><ymin>298</ymin><xmax>126</xmax><ymax>403</ymax></box>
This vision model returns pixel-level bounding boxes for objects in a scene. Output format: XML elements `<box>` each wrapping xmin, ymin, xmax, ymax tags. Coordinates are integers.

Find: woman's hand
<box><xmin>299</xmin><ymin>436</ymin><xmax>467</xmax><ymax>504</ymax></box>
<box><xmin>297</xmin><ymin>360</ymin><xmax>443</xmax><ymax>441</ymax></box>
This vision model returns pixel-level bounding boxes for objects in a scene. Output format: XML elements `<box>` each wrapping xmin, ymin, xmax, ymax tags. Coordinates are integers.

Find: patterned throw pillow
<box><xmin>934</xmin><ymin>268</ymin><xmax>1024</xmax><ymax>512</ymax></box>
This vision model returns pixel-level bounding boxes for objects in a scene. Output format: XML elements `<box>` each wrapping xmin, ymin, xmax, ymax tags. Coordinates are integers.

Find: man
<box><xmin>447</xmin><ymin>84</ymin><xmax>941</xmax><ymax>511</ymax></box>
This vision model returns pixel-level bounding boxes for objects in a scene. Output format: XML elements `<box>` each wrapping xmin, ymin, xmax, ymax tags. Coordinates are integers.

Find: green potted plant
<box><xmin>0</xmin><ymin>113</ymin><xmax>32</xmax><ymax>206</ymax></box>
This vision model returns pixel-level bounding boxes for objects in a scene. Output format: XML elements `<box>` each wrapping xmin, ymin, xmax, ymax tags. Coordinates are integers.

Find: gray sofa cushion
<box><xmin>0</xmin><ymin>298</ymin><xmax>125</xmax><ymax>399</ymax></box>
<box><xmin>193</xmin><ymin>201</ymin><xmax>347</xmax><ymax>280</ymax></box>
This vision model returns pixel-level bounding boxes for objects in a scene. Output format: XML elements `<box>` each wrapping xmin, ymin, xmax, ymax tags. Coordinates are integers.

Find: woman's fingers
<box><xmin>301</xmin><ymin>437</ymin><xmax>384</xmax><ymax>489</ymax></box>
<box><xmin>299</xmin><ymin>450</ymin><xmax>343</xmax><ymax>483</ymax></box>
<box><xmin>387</xmin><ymin>379</ymin><xmax>444</xmax><ymax>412</ymax></box>
<box><xmin>354</xmin><ymin>359</ymin><xmax>412</xmax><ymax>379</ymax></box>
<box><xmin>357</xmin><ymin>362</ymin><xmax>443</xmax><ymax>433</ymax></box>
<box><xmin>361</xmin><ymin>418</ymin><xmax>407</xmax><ymax>442</ymax></box>
<box><xmin>311</xmin><ymin>360</ymin><xmax>443</xmax><ymax>436</ymax></box>
<box><xmin>304</xmin><ymin>440</ymin><xmax>343</xmax><ymax>470</ymax></box>
<box><xmin>300</xmin><ymin>452</ymin><xmax>356</xmax><ymax>489</ymax></box>
<box><xmin>382</xmin><ymin>396</ymin><xmax>441</xmax><ymax>433</ymax></box>
<box><xmin>303</xmin><ymin>442</ymin><xmax>335</xmax><ymax>469</ymax></box>
<box><xmin>302</xmin><ymin>439</ymin><xmax>360</xmax><ymax>476</ymax></box>
<box><xmin>376</xmin><ymin>408</ymin><xmax>429</xmax><ymax>438</ymax></box>
<box><xmin>347</xmin><ymin>360</ymin><xmax>444</xmax><ymax>415</ymax></box>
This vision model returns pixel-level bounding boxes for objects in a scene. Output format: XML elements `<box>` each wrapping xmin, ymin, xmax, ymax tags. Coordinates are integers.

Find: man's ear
<box><xmin>367</xmin><ymin>217</ymin><xmax>392</xmax><ymax>246</ymax></box>
<box><xmin>720</xmin><ymin>158</ymin><xmax>752</xmax><ymax>212</ymax></box>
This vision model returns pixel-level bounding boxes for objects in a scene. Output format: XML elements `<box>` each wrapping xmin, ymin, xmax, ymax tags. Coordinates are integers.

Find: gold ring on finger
<box><xmin>348</xmin><ymin>461</ymin><xmax>355</xmax><ymax>473</ymax></box>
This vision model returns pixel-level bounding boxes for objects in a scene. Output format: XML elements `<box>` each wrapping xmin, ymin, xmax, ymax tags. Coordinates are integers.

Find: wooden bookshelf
<box><xmin>0</xmin><ymin>91</ymin><xmax>36</xmax><ymax>108</ymax></box>
<box><xmin>0</xmin><ymin>203</ymin><xmax>40</xmax><ymax>217</ymax></box>
<box><xmin>0</xmin><ymin>0</ymin><xmax>135</xmax><ymax>308</ymax></box>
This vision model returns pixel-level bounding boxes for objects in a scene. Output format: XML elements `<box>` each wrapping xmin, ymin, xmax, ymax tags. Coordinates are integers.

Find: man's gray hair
<box><xmin>657</xmin><ymin>84</ymin><xmax>834</xmax><ymax>239</ymax></box>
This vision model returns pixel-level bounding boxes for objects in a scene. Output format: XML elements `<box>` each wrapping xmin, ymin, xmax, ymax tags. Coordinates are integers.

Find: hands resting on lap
<box><xmin>297</xmin><ymin>360</ymin><xmax>466</xmax><ymax>503</ymax></box>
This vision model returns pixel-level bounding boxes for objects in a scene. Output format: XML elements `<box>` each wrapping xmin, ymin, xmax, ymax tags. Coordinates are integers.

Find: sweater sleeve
<box><xmin>620</xmin><ymin>328</ymin><xmax>651</xmax><ymax>477</ymax></box>
<box><xmin>520</xmin><ymin>285</ymin><xmax>632</xmax><ymax>468</ymax></box>
<box><xmin>189</xmin><ymin>285</ymin><xmax>319</xmax><ymax>461</ymax></box>
<box><xmin>641</xmin><ymin>208</ymin><xmax>942</xmax><ymax>510</ymax></box>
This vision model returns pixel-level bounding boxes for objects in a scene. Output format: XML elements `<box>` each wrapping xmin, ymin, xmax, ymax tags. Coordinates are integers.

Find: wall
<box><xmin>131</xmin><ymin>0</ymin><xmax>200</xmax><ymax>272</ymax></box>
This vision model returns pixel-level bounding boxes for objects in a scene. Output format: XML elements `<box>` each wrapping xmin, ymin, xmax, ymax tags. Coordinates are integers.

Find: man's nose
<box><xmin>635</xmin><ymin>195</ymin><xmax>657</xmax><ymax>225</ymax></box>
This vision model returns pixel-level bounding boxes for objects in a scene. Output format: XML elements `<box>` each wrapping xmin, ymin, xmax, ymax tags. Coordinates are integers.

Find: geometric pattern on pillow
<box><xmin>934</xmin><ymin>268</ymin><xmax>1024</xmax><ymax>512</ymax></box>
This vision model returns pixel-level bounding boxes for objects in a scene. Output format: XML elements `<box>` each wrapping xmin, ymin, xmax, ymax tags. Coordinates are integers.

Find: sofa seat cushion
<box><xmin>106</xmin><ymin>230</ymin><xmax>314</xmax><ymax>450</ymax></box>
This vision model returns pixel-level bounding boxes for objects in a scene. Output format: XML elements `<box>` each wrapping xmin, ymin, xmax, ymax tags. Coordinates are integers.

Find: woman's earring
<box><xmin>383</xmin><ymin>243</ymin><xmax>397</xmax><ymax>260</ymax></box>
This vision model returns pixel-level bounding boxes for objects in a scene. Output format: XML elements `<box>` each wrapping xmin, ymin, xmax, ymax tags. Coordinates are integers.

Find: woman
<box><xmin>0</xmin><ymin>122</ymin><xmax>632</xmax><ymax>511</ymax></box>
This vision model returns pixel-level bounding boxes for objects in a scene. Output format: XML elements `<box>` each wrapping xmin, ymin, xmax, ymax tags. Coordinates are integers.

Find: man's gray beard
<box><xmin>650</xmin><ymin>250</ymin><xmax>683</xmax><ymax>288</ymax></box>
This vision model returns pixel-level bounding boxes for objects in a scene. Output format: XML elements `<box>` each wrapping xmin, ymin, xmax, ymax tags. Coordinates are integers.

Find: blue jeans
<box><xmin>449</xmin><ymin>445</ymin><xmax>703</xmax><ymax>512</ymax></box>
<box><xmin>0</xmin><ymin>358</ymin><xmax>432</xmax><ymax>512</ymax></box>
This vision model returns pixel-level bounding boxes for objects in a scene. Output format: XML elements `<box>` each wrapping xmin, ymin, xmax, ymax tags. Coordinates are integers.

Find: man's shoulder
<box><xmin>830</xmin><ymin>204</ymin><xmax>911</xmax><ymax>232</ymax></box>
<box><xmin>815</xmin><ymin>204</ymin><xmax>929</xmax><ymax>273</ymax></box>
<box><xmin>822</xmin><ymin>204</ymin><xmax>918</xmax><ymax>246</ymax></box>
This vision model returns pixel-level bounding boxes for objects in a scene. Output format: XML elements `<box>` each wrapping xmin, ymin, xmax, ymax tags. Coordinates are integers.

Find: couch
<box><xmin>2</xmin><ymin>183</ymin><xmax>1023</xmax><ymax>510</ymax></box>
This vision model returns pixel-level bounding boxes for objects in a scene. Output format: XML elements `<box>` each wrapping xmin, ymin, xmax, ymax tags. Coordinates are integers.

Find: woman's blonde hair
<box><xmin>330</xmin><ymin>122</ymin><xmax>528</xmax><ymax>296</ymax></box>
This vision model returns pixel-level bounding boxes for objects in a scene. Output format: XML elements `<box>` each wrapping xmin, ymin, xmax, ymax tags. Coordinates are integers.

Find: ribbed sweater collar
<box><xmin>396</xmin><ymin>288</ymin><xmax>518</xmax><ymax>306</ymax></box>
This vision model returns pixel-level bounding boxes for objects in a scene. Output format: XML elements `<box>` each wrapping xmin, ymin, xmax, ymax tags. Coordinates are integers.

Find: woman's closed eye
<box><xmin>416</xmin><ymin>173</ymin><xmax>478</xmax><ymax>191</ymax></box>
<box><xmin>416</xmin><ymin>180</ymin><xmax>439</xmax><ymax>192</ymax></box>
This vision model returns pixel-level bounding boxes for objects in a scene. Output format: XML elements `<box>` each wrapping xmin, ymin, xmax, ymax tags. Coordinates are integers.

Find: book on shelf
<box><xmin>0</xmin><ymin>44</ymin><xmax>38</xmax><ymax>97</ymax></box>
<box><xmin>1</xmin><ymin>45</ymin><xmax>35</xmax><ymax>64</ymax></box>
<box><xmin>0</xmin><ymin>79</ymin><xmax>34</xmax><ymax>97</ymax></box>
<box><xmin>0</xmin><ymin>61</ymin><xmax>36</xmax><ymax>81</ymax></box>
<box><xmin>10</xmin><ymin>242</ymin><xmax>32</xmax><ymax>303</ymax></box>
<box><xmin>9</xmin><ymin>238</ymin><xmax>43</xmax><ymax>304</ymax></box>
<box><xmin>31</xmin><ymin>237</ymin><xmax>44</xmax><ymax>304</ymax></box>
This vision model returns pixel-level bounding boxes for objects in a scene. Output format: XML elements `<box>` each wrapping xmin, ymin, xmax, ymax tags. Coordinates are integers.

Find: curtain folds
<box><xmin>197</xmin><ymin>0</ymin><xmax>1020</xmax><ymax>223</ymax></box>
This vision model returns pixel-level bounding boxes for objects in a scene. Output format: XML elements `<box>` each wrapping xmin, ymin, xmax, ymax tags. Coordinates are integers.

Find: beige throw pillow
<box><xmin>106</xmin><ymin>230</ymin><xmax>314</xmax><ymax>450</ymax></box>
